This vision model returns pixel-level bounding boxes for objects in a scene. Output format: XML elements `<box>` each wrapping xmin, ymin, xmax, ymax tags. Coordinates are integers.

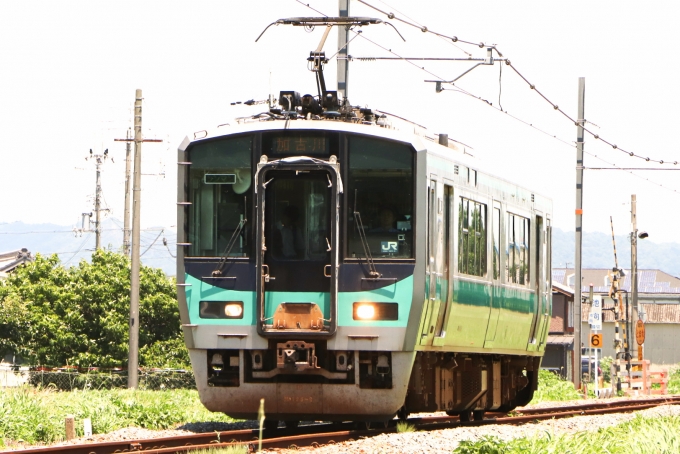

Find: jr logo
<box><xmin>381</xmin><ymin>241</ymin><xmax>398</xmax><ymax>253</ymax></box>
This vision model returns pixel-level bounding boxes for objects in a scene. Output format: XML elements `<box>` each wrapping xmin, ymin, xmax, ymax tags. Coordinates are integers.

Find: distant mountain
<box><xmin>552</xmin><ymin>227</ymin><xmax>680</xmax><ymax>278</ymax></box>
<box><xmin>2</xmin><ymin>222</ymin><xmax>677</xmax><ymax>279</ymax></box>
<box><xmin>0</xmin><ymin>219</ymin><xmax>176</xmax><ymax>276</ymax></box>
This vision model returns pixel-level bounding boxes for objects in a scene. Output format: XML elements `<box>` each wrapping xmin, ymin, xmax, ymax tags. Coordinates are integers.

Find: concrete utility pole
<box><xmin>128</xmin><ymin>89</ymin><xmax>143</xmax><ymax>389</ymax></box>
<box><xmin>574</xmin><ymin>77</ymin><xmax>585</xmax><ymax>390</ymax></box>
<box><xmin>123</xmin><ymin>129</ymin><xmax>132</xmax><ymax>256</ymax></box>
<box><xmin>123</xmin><ymin>90</ymin><xmax>163</xmax><ymax>389</ymax></box>
<box><xmin>114</xmin><ymin>126</ymin><xmax>162</xmax><ymax>256</ymax></box>
<box><xmin>86</xmin><ymin>149</ymin><xmax>110</xmax><ymax>249</ymax></box>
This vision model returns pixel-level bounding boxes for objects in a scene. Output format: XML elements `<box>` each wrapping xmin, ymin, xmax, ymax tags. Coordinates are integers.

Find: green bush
<box><xmin>530</xmin><ymin>369</ymin><xmax>581</xmax><ymax>403</ymax></box>
<box><xmin>0</xmin><ymin>251</ymin><xmax>189</xmax><ymax>370</ymax></box>
<box><xmin>668</xmin><ymin>364</ymin><xmax>680</xmax><ymax>394</ymax></box>
<box><xmin>600</xmin><ymin>356</ymin><xmax>614</xmax><ymax>382</ymax></box>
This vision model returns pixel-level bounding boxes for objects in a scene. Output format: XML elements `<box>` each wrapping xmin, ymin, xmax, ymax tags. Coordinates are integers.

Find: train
<box><xmin>176</xmin><ymin>15</ymin><xmax>552</xmax><ymax>427</ymax></box>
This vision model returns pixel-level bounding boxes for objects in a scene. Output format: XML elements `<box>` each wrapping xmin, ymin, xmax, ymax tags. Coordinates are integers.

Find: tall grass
<box><xmin>530</xmin><ymin>369</ymin><xmax>581</xmax><ymax>404</ymax></box>
<box><xmin>453</xmin><ymin>414</ymin><xmax>680</xmax><ymax>453</ymax></box>
<box><xmin>0</xmin><ymin>387</ymin><xmax>236</xmax><ymax>446</ymax></box>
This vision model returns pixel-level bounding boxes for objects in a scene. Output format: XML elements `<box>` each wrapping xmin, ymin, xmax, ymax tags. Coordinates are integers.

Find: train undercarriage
<box><xmin>194</xmin><ymin>344</ymin><xmax>540</xmax><ymax>423</ymax></box>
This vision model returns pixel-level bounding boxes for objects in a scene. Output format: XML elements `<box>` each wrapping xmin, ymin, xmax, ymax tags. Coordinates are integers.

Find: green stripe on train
<box><xmin>184</xmin><ymin>273</ymin><xmax>414</xmax><ymax>327</ymax></box>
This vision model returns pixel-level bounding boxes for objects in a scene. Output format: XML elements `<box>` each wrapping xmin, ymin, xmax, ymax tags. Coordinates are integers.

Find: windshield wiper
<box><xmin>212</xmin><ymin>196</ymin><xmax>248</xmax><ymax>277</ymax></box>
<box><xmin>353</xmin><ymin>191</ymin><xmax>380</xmax><ymax>278</ymax></box>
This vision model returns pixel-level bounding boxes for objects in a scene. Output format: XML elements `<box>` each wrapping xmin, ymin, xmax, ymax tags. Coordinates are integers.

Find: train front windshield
<box><xmin>185</xmin><ymin>131</ymin><xmax>415</xmax><ymax>261</ymax></box>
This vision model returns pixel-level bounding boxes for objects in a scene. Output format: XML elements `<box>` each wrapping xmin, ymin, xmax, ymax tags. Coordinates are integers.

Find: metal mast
<box><xmin>123</xmin><ymin>128</ymin><xmax>132</xmax><ymax>256</ymax></box>
<box><xmin>337</xmin><ymin>0</ymin><xmax>350</xmax><ymax>103</ymax></box>
<box><xmin>574</xmin><ymin>77</ymin><xmax>585</xmax><ymax>390</ymax></box>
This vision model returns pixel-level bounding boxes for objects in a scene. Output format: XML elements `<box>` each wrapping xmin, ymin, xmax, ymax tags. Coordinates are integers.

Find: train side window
<box><xmin>506</xmin><ymin>213</ymin><xmax>530</xmax><ymax>285</ymax></box>
<box><xmin>458</xmin><ymin>197</ymin><xmax>487</xmax><ymax>277</ymax></box>
<box><xmin>493</xmin><ymin>207</ymin><xmax>501</xmax><ymax>280</ymax></box>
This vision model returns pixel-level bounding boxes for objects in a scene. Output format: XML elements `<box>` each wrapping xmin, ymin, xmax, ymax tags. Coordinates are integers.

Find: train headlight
<box><xmin>353</xmin><ymin>303</ymin><xmax>399</xmax><ymax>321</ymax></box>
<box><xmin>224</xmin><ymin>303</ymin><xmax>244</xmax><ymax>318</ymax></box>
<box><xmin>355</xmin><ymin>304</ymin><xmax>375</xmax><ymax>320</ymax></box>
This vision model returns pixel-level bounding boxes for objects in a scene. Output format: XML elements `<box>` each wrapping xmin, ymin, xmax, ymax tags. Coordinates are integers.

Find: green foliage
<box><xmin>0</xmin><ymin>251</ymin><xmax>187</xmax><ymax>369</ymax></box>
<box><xmin>194</xmin><ymin>447</ymin><xmax>249</xmax><ymax>454</ymax></box>
<box><xmin>530</xmin><ymin>369</ymin><xmax>581</xmax><ymax>403</ymax></box>
<box><xmin>452</xmin><ymin>414</ymin><xmax>680</xmax><ymax>454</ymax></box>
<box><xmin>599</xmin><ymin>356</ymin><xmax>613</xmax><ymax>382</ymax></box>
<box><xmin>668</xmin><ymin>364</ymin><xmax>680</xmax><ymax>394</ymax></box>
<box><xmin>0</xmin><ymin>387</ymin><xmax>236</xmax><ymax>446</ymax></box>
<box><xmin>395</xmin><ymin>421</ymin><xmax>415</xmax><ymax>433</ymax></box>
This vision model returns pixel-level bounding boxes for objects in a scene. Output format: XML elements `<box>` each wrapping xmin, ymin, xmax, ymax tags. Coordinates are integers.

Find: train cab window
<box><xmin>458</xmin><ymin>197</ymin><xmax>487</xmax><ymax>277</ymax></box>
<box><xmin>346</xmin><ymin>135</ymin><xmax>414</xmax><ymax>259</ymax></box>
<box><xmin>506</xmin><ymin>213</ymin><xmax>530</xmax><ymax>285</ymax></box>
<box><xmin>187</xmin><ymin>135</ymin><xmax>253</xmax><ymax>257</ymax></box>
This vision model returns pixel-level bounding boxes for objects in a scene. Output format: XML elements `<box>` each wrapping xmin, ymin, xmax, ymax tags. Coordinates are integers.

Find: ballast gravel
<box><xmin>7</xmin><ymin>396</ymin><xmax>680</xmax><ymax>452</ymax></box>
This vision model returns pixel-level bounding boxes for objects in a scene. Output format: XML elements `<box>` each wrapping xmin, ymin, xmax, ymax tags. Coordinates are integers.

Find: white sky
<box><xmin>1</xmin><ymin>1</ymin><xmax>679</xmax><ymax>244</ymax></box>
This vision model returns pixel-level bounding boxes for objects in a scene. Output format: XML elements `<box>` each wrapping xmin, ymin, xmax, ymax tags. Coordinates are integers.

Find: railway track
<box><xmin>12</xmin><ymin>396</ymin><xmax>680</xmax><ymax>454</ymax></box>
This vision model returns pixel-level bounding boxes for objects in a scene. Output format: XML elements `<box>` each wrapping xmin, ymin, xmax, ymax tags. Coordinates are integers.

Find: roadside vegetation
<box><xmin>0</xmin><ymin>250</ymin><xmax>189</xmax><ymax>369</ymax></box>
<box><xmin>530</xmin><ymin>369</ymin><xmax>581</xmax><ymax>403</ymax></box>
<box><xmin>453</xmin><ymin>414</ymin><xmax>680</xmax><ymax>453</ymax></box>
<box><xmin>0</xmin><ymin>387</ymin><xmax>235</xmax><ymax>447</ymax></box>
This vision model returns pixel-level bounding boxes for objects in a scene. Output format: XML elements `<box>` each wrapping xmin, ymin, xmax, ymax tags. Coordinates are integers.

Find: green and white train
<box><xmin>176</xmin><ymin>94</ymin><xmax>552</xmax><ymax>426</ymax></box>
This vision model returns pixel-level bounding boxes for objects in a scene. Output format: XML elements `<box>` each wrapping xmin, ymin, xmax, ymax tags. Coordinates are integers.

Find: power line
<box><xmin>356</xmin><ymin>0</ymin><xmax>680</xmax><ymax>166</ymax></box>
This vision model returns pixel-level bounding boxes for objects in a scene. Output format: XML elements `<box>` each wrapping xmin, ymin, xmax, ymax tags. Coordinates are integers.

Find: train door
<box><xmin>527</xmin><ymin>214</ymin><xmax>544</xmax><ymax>348</ymax></box>
<box><xmin>420</xmin><ymin>177</ymin><xmax>442</xmax><ymax>345</ymax></box>
<box><xmin>433</xmin><ymin>183</ymin><xmax>453</xmax><ymax>339</ymax></box>
<box><xmin>537</xmin><ymin>217</ymin><xmax>552</xmax><ymax>349</ymax></box>
<box><xmin>254</xmin><ymin>158</ymin><xmax>341</xmax><ymax>337</ymax></box>
<box><xmin>484</xmin><ymin>201</ymin><xmax>502</xmax><ymax>347</ymax></box>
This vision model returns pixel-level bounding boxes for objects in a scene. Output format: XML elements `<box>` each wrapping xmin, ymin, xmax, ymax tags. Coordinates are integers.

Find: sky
<box><xmin>1</xmin><ymin>0</ymin><xmax>679</xmax><ymax>248</ymax></box>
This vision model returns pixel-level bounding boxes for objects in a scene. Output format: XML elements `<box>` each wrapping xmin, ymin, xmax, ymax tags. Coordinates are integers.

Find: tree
<box><xmin>0</xmin><ymin>250</ymin><xmax>188</xmax><ymax>368</ymax></box>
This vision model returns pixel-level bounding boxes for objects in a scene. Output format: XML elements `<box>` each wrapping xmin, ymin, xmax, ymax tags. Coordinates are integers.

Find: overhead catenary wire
<box><xmin>289</xmin><ymin>0</ymin><xmax>680</xmax><ymax>195</ymax></box>
<box><xmin>356</xmin><ymin>0</ymin><xmax>679</xmax><ymax>167</ymax></box>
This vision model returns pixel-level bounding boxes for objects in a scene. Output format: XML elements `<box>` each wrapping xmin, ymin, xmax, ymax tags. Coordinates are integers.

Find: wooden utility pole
<box><xmin>574</xmin><ymin>77</ymin><xmax>585</xmax><ymax>390</ymax></box>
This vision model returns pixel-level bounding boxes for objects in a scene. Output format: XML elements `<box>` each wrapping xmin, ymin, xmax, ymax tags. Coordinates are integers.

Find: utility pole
<box><xmin>123</xmin><ymin>129</ymin><xmax>132</xmax><ymax>256</ymax></box>
<box><xmin>574</xmin><ymin>77</ymin><xmax>585</xmax><ymax>390</ymax></box>
<box><xmin>337</xmin><ymin>0</ymin><xmax>350</xmax><ymax>104</ymax></box>
<box><xmin>86</xmin><ymin>148</ymin><xmax>110</xmax><ymax>249</ymax></box>
<box><xmin>128</xmin><ymin>89</ymin><xmax>143</xmax><ymax>389</ymax></box>
<box><xmin>114</xmin><ymin>128</ymin><xmax>162</xmax><ymax>256</ymax></box>
<box><xmin>631</xmin><ymin>194</ymin><xmax>638</xmax><ymax>360</ymax></box>
<box><xmin>123</xmin><ymin>89</ymin><xmax>163</xmax><ymax>389</ymax></box>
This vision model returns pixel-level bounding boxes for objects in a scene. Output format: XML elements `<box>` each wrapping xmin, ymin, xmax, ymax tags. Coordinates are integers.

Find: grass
<box><xmin>0</xmin><ymin>387</ymin><xmax>237</xmax><ymax>447</ymax></box>
<box><xmin>453</xmin><ymin>413</ymin><xmax>680</xmax><ymax>453</ymax></box>
<box><xmin>530</xmin><ymin>369</ymin><xmax>582</xmax><ymax>404</ymax></box>
<box><xmin>396</xmin><ymin>421</ymin><xmax>416</xmax><ymax>433</ymax></box>
<box><xmin>193</xmin><ymin>447</ymin><xmax>249</xmax><ymax>454</ymax></box>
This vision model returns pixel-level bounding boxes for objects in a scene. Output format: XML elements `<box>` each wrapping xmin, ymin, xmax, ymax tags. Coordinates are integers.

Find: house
<box><xmin>544</xmin><ymin>282</ymin><xmax>575</xmax><ymax>380</ymax></box>
<box><xmin>0</xmin><ymin>248</ymin><xmax>34</xmax><ymax>280</ymax></box>
<box><xmin>553</xmin><ymin>268</ymin><xmax>680</xmax><ymax>367</ymax></box>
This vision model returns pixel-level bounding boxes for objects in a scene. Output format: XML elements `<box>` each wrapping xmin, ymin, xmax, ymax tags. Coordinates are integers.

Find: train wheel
<box><xmin>473</xmin><ymin>410</ymin><xmax>485</xmax><ymax>421</ymax></box>
<box><xmin>264</xmin><ymin>419</ymin><xmax>279</xmax><ymax>431</ymax></box>
<box><xmin>284</xmin><ymin>420</ymin><xmax>299</xmax><ymax>429</ymax></box>
<box><xmin>458</xmin><ymin>410</ymin><xmax>472</xmax><ymax>422</ymax></box>
<box><xmin>397</xmin><ymin>405</ymin><xmax>409</xmax><ymax>421</ymax></box>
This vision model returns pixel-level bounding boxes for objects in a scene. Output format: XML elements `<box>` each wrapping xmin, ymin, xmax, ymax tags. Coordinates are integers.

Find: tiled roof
<box><xmin>0</xmin><ymin>248</ymin><xmax>33</xmax><ymax>273</ymax></box>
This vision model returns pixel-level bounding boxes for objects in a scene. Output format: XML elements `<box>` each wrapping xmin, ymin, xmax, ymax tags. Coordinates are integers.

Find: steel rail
<box><xmin>10</xmin><ymin>396</ymin><xmax>680</xmax><ymax>454</ymax></box>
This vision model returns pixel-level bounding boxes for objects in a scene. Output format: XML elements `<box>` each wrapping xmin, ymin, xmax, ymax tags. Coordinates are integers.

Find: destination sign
<box><xmin>271</xmin><ymin>135</ymin><xmax>328</xmax><ymax>156</ymax></box>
